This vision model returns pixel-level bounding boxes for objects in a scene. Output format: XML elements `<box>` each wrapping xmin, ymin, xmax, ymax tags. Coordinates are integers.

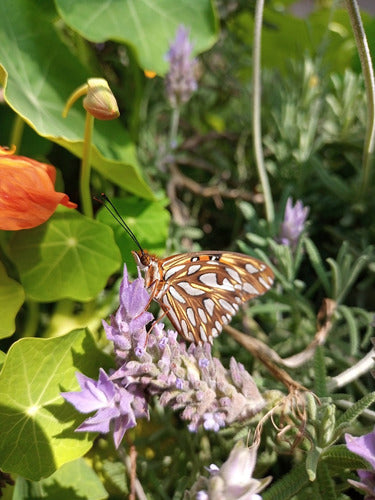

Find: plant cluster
<box><xmin>0</xmin><ymin>0</ymin><xmax>375</xmax><ymax>499</ymax></box>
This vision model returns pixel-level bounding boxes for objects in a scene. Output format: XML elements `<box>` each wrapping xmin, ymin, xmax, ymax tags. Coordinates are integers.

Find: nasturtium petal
<box><xmin>10</xmin><ymin>207</ymin><xmax>121</xmax><ymax>302</ymax></box>
<box><xmin>0</xmin><ymin>261</ymin><xmax>25</xmax><ymax>338</ymax></box>
<box><xmin>0</xmin><ymin>329</ymin><xmax>113</xmax><ymax>481</ymax></box>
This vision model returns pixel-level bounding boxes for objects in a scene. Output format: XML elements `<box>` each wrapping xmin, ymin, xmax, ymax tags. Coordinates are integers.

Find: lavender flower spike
<box><xmin>279</xmin><ymin>197</ymin><xmax>309</xmax><ymax>250</ymax></box>
<box><xmin>165</xmin><ymin>25</ymin><xmax>197</xmax><ymax>107</ymax></box>
<box><xmin>64</xmin><ymin>266</ymin><xmax>265</xmax><ymax>448</ymax></box>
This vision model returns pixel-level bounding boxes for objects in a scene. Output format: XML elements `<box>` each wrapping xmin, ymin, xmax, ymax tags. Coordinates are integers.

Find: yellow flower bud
<box><xmin>83</xmin><ymin>78</ymin><xmax>119</xmax><ymax>120</ymax></box>
<box><xmin>63</xmin><ymin>78</ymin><xmax>119</xmax><ymax>120</ymax></box>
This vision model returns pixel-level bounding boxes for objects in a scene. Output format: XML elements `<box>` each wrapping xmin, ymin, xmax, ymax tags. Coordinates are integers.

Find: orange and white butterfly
<box><xmin>99</xmin><ymin>195</ymin><xmax>274</xmax><ymax>344</ymax></box>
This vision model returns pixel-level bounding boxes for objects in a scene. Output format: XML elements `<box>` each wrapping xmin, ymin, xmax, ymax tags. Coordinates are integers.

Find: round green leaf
<box><xmin>56</xmin><ymin>0</ymin><xmax>218</xmax><ymax>74</ymax></box>
<box><xmin>0</xmin><ymin>0</ymin><xmax>154</xmax><ymax>200</ymax></box>
<box><xmin>0</xmin><ymin>329</ymin><xmax>112</xmax><ymax>481</ymax></box>
<box><xmin>0</xmin><ymin>261</ymin><xmax>25</xmax><ymax>338</ymax></box>
<box><xmin>9</xmin><ymin>208</ymin><xmax>121</xmax><ymax>302</ymax></box>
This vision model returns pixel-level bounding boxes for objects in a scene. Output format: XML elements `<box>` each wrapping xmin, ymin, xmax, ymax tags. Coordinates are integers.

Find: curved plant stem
<box><xmin>10</xmin><ymin>114</ymin><xmax>25</xmax><ymax>150</ymax></box>
<box><xmin>169</xmin><ymin>106</ymin><xmax>180</xmax><ymax>149</ymax></box>
<box><xmin>252</xmin><ymin>0</ymin><xmax>274</xmax><ymax>224</ymax></box>
<box><xmin>22</xmin><ymin>300</ymin><xmax>40</xmax><ymax>337</ymax></box>
<box><xmin>345</xmin><ymin>0</ymin><xmax>375</xmax><ymax>195</ymax></box>
<box><xmin>80</xmin><ymin>112</ymin><xmax>94</xmax><ymax>218</ymax></box>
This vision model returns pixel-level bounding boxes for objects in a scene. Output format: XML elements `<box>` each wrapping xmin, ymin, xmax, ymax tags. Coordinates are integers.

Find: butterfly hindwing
<box><xmin>154</xmin><ymin>251</ymin><xmax>274</xmax><ymax>343</ymax></box>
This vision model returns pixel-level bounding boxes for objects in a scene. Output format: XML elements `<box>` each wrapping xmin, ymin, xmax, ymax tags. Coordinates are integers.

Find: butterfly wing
<box><xmin>155</xmin><ymin>251</ymin><xmax>274</xmax><ymax>343</ymax></box>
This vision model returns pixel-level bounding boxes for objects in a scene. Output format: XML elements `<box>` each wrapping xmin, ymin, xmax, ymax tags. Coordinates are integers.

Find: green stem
<box><xmin>80</xmin><ymin>112</ymin><xmax>94</xmax><ymax>218</ymax></box>
<box><xmin>169</xmin><ymin>106</ymin><xmax>180</xmax><ymax>149</ymax></box>
<box><xmin>345</xmin><ymin>0</ymin><xmax>375</xmax><ymax>195</ymax></box>
<box><xmin>10</xmin><ymin>115</ymin><xmax>25</xmax><ymax>151</ymax></box>
<box><xmin>21</xmin><ymin>300</ymin><xmax>40</xmax><ymax>337</ymax></box>
<box><xmin>252</xmin><ymin>0</ymin><xmax>274</xmax><ymax>224</ymax></box>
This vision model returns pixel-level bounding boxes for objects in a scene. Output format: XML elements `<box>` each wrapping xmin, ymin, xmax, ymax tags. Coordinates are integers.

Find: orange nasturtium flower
<box><xmin>0</xmin><ymin>146</ymin><xmax>77</xmax><ymax>231</ymax></box>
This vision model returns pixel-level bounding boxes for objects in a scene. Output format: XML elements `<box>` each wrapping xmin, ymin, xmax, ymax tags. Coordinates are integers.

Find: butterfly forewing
<box><xmin>146</xmin><ymin>251</ymin><xmax>274</xmax><ymax>343</ymax></box>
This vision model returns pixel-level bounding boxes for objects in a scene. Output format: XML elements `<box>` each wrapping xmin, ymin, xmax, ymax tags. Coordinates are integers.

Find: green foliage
<box><xmin>0</xmin><ymin>0</ymin><xmax>374</xmax><ymax>498</ymax></box>
<box><xmin>0</xmin><ymin>330</ymin><xmax>112</xmax><ymax>480</ymax></box>
<box><xmin>9</xmin><ymin>207</ymin><xmax>121</xmax><ymax>302</ymax></box>
<box><xmin>56</xmin><ymin>0</ymin><xmax>218</xmax><ymax>74</ymax></box>
<box><xmin>13</xmin><ymin>459</ymin><xmax>108</xmax><ymax>499</ymax></box>
<box><xmin>0</xmin><ymin>261</ymin><xmax>24</xmax><ymax>338</ymax></box>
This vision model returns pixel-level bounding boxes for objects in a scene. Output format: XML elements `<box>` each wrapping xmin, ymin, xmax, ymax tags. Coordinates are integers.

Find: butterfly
<box><xmin>99</xmin><ymin>195</ymin><xmax>274</xmax><ymax>344</ymax></box>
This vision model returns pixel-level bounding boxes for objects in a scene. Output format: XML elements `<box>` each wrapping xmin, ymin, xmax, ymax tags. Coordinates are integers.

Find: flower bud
<box><xmin>63</xmin><ymin>78</ymin><xmax>119</xmax><ymax>120</ymax></box>
<box><xmin>83</xmin><ymin>78</ymin><xmax>119</xmax><ymax>120</ymax></box>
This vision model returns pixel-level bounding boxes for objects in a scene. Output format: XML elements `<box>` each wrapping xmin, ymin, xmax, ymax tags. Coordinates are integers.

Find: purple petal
<box><xmin>346</xmin><ymin>431</ymin><xmax>375</xmax><ymax>469</ymax></box>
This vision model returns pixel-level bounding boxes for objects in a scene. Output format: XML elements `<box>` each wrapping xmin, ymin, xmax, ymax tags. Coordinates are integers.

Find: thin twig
<box><xmin>327</xmin><ymin>347</ymin><xmax>375</xmax><ymax>391</ymax></box>
<box><xmin>224</xmin><ymin>324</ymin><xmax>306</xmax><ymax>392</ymax></box>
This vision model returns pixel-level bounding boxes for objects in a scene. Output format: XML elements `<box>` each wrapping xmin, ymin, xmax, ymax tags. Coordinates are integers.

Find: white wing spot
<box><xmin>177</xmin><ymin>281</ymin><xmax>205</xmax><ymax>296</ymax></box>
<box><xmin>169</xmin><ymin>286</ymin><xmax>186</xmax><ymax>303</ymax></box>
<box><xmin>199</xmin><ymin>273</ymin><xmax>235</xmax><ymax>291</ymax></box>
<box><xmin>186</xmin><ymin>307</ymin><xmax>197</xmax><ymax>327</ymax></box>
<box><xmin>211</xmin><ymin>328</ymin><xmax>218</xmax><ymax>337</ymax></box>
<box><xmin>243</xmin><ymin>282</ymin><xmax>259</xmax><ymax>295</ymax></box>
<box><xmin>221</xmin><ymin>315</ymin><xmax>229</xmax><ymax>324</ymax></box>
<box><xmin>198</xmin><ymin>307</ymin><xmax>208</xmax><ymax>324</ymax></box>
<box><xmin>186</xmin><ymin>330</ymin><xmax>195</xmax><ymax>342</ymax></box>
<box><xmin>219</xmin><ymin>298</ymin><xmax>236</xmax><ymax>315</ymax></box>
<box><xmin>164</xmin><ymin>264</ymin><xmax>186</xmax><ymax>280</ymax></box>
<box><xmin>199</xmin><ymin>326</ymin><xmax>208</xmax><ymax>342</ymax></box>
<box><xmin>181</xmin><ymin>319</ymin><xmax>188</xmax><ymax>336</ymax></box>
<box><xmin>187</xmin><ymin>264</ymin><xmax>201</xmax><ymax>275</ymax></box>
<box><xmin>258</xmin><ymin>277</ymin><xmax>271</xmax><ymax>290</ymax></box>
<box><xmin>215</xmin><ymin>320</ymin><xmax>222</xmax><ymax>332</ymax></box>
<box><xmin>163</xmin><ymin>295</ymin><xmax>179</xmax><ymax>326</ymax></box>
<box><xmin>226</xmin><ymin>267</ymin><xmax>242</xmax><ymax>283</ymax></box>
<box><xmin>203</xmin><ymin>298</ymin><xmax>215</xmax><ymax>316</ymax></box>
<box><xmin>246</xmin><ymin>263</ymin><xmax>259</xmax><ymax>274</ymax></box>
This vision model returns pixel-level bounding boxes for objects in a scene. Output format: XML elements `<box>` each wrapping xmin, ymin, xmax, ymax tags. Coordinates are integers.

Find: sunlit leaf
<box><xmin>10</xmin><ymin>207</ymin><xmax>121</xmax><ymax>302</ymax></box>
<box><xmin>0</xmin><ymin>329</ymin><xmax>112</xmax><ymax>481</ymax></box>
<box><xmin>56</xmin><ymin>0</ymin><xmax>218</xmax><ymax>74</ymax></box>
<box><xmin>13</xmin><ymin>458</ymin><xmax>108</xmax><ymax>499</ymax></box>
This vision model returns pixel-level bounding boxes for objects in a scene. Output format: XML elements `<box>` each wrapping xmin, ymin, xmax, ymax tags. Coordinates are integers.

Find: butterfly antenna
<box><xmin>94</xmin><ymin>193</ymin><xmax>144</xmax><ymax>254</ymax></box>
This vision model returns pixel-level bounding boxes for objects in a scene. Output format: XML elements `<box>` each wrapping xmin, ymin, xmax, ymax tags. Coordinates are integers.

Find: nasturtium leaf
<box><xmin>9</xmin><ymin>207</ymin><xmax>121</xmax><ymax>302</ymax></box>
<box><xmin>0</xmin><ymin>0</ymin><xmax>154</xmax><ymax>200</ymax></box>
<box><xmin>96</xmin><ymin>197</ymin><xmax>170</xmax><ymax>273</ymax></box>
<box><xmin>0</xmin><ymin>329</ymin><xmax>113</xmax><ymax>481</ymax></box>
<box><xmin>56</xmin><ymin>0</ymin><xmax>218</xmax><ymax>74</ymax></box>
<box><xmin>14</xmin><ymin>458</ymin><xmax>108</xmax><ymax>499</ymax></box>
<box><xmin>0</xmin><ymin>261</ymin><xmax>25</xmax><ymax>338</ymax></box>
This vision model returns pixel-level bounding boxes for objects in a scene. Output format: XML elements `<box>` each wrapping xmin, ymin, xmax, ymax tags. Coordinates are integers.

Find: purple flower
<box><xmin>62</xmin><ymin>369</ymin><xmax>148</xmax><ymax>448</ymax></box>
<box><xmin>279</xmin><ymin>197</ymin><xmax>309</xmax><ymax>250</ymax></box>
<box><xmin>346</xmin><ymin>430</ymin><xmax>375</xmax><ymax>499</ymax></box>
<box><xmin>187</xmin><ymin>442</ymin><xmax>272</xmax><ymax>499</ymax></box>
<box><xmin>63</xmin><ymin>266</ymin><xmax>265</xmax><ymax>447</ymax></box>
<box><xmin>165</xmin><ymin>25</ymin><xmax>197</xmax><ymax>107</ymax></box>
